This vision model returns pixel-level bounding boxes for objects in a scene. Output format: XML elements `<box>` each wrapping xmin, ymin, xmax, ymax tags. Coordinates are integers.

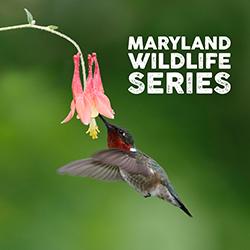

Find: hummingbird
<box><xmin>58</xmin><ymin>115</ymin><xmax>192</xmax><ymax>217</ymax></box>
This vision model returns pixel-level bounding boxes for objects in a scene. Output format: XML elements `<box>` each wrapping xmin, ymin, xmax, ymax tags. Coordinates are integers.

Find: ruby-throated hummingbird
<box><xmin>59</xmin><ymin>115</ymin><xmax>192</xmax><ymax>217</ymax></box>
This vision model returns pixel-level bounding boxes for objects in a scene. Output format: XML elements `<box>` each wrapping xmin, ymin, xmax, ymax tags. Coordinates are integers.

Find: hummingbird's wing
<box><xmin>58</xmin><ymin>158</ymin><xmax>123</xmax><ymax>181</ymax></box>
<box><xmin>92</xmin><ymin>149</ymin><xmax>151</xmax><ymax>176</ymax></box>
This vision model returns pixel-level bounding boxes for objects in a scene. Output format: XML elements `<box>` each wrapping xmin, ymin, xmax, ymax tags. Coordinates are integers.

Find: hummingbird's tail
<box><xmin>172</xmin><ymin>195</ymin><xmax>192</xmax><ymax>217</ymax></box>
<box><xmin>160</xmin><ymin>184</ymin><xmax>192</xmax><ymax>217</ymax></box>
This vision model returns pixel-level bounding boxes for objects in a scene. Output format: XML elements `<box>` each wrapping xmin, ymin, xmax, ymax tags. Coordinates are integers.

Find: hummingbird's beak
<box><xmin>98</xmin><ymin>115</ymin><xmax>112</xmax><ymax>129</ymax></box>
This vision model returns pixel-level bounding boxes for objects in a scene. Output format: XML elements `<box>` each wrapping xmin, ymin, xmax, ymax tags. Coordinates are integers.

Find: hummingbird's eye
<box><xmin>116</xmin><ymin>127</ymin><xmax>134</xmax><ymax>145</ymax></box>
<box><xmin>118</xmin><ymin>129</ymin><xmax>126</xmax><ymax>138</ymax></box>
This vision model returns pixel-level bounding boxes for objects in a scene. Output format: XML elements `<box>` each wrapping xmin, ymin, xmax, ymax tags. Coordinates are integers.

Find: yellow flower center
<box><xmin>86</xmin><ymin>118</ymin><xmax>100</xmax><ymax>139</ymax></box>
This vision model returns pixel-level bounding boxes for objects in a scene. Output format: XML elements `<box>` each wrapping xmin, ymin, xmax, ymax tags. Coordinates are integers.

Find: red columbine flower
<box><xmin>84</xmin><ymin>53</ymin><xmax>114</xmax><ymax>137</ymax></box>
<box><xmin>61</xmin><ymin>53</ymin><xmax>114</xmax><ymax>139</ymax></box>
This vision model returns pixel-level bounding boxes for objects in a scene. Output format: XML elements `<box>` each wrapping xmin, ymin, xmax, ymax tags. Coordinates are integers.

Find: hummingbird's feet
<box><xmin>144</xmin><ymin>193</ymin><xmax>151</xmax><ymax>198</ymax></box>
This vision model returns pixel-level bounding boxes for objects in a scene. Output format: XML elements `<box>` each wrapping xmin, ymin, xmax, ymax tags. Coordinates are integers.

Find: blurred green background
<box><xmin>0</xmin><ymin>1</ymin><xmax>249</xmax><ymax>250</ymax></box>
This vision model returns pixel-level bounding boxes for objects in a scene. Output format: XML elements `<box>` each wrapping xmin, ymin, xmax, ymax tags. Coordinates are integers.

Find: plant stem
<box><xmin>0</xmin><ymin>23</ymin><xmax>87</xmax><ymax>86</ymax></box>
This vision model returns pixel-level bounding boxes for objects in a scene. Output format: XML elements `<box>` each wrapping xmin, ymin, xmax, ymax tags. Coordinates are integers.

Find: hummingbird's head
<box><xmin>99</xmin><ymin>115</ymin><xmax>135</xmax><ymax>152</ymax></box>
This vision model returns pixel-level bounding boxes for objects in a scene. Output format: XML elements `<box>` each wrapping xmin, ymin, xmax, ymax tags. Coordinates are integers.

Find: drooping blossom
<box><xmin>61</xmin><ymin>52</ymin><xmax>114</xmax><ymax>139</ymax></box>
<box><xmin>61</xmin><ymin>53</ymin><xmax>91</xmax><ymax>125</ymax></box>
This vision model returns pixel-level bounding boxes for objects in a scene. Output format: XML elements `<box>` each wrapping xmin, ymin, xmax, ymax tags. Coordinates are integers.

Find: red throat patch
<box><xmin>107</xmin><ymin>131</ymin><xmax>131</xmax><ymax>152</ymax></box>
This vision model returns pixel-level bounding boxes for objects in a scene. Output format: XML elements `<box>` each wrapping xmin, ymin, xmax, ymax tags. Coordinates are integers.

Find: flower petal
<box><xmin>90</xmin><ymin>106</ymin><xmax>99</xmax><ymax>118</ymax></box>
<box><xmin>94</xmin><ymin>92</ymin><xmax>114</xmax><ymax>119</ymax></box>
<box><xmin>84</xmin><ymin>54</ymin><xmax>94</xmax><ymax>94</ymax></box>
<box><xmin>75</xmin><ymin>95</ymin><xmax>92</xmax><ymax>125</ymax></box>
<box><xmin>72</xmin><ymin>53</ymin><xmax>84</xmax><ymax>99</ymax></box>
<box><xmin>61</xmin><ymin>100</ymin><xmax>76</xmax><ymax>124</ymax></box>
<box><xmin>92</xmin><ymin>53</ymin><xmax>104</xmax><ymax>93</ymax></box>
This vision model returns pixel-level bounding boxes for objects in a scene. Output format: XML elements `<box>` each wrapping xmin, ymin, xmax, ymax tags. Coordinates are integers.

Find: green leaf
<box><xmin>24</xmin><ymin>8</ymin><xmax>36</xmax><ymax>25</ymax></box>
<box><xmin>47</xmin><ymin>25</ymin><xmax>59</xmax><ymax>30</ymax></box>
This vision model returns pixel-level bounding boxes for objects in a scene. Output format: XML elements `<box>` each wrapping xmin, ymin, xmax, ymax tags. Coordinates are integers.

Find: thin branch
<box><xmin>0</xmin><ymin>23</ymin><xmax>87</xmax><ymax>86</ymax></box>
